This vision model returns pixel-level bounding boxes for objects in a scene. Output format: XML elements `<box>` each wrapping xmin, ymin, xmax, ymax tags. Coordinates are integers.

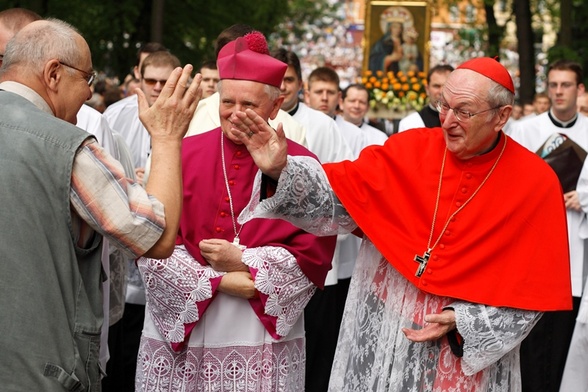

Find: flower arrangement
<box><xmin>360</xmin><ymin>69</ymin><xmax>428</xmax><ymax>114</ymax></box>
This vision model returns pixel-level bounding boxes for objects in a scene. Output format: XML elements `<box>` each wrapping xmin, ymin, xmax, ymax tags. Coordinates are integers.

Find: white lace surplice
<box><xmin>239</xmin><ymin>156</ymin><xmax>542</xmax><ymax>392</ymax></box>
<box><xmin>136</xmin><ymin>245</ymin><xmax>315</xmax><ymax>392</ymax></box>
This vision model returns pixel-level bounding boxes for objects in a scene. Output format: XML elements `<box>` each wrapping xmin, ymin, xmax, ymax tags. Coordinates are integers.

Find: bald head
<box><xmin>1</xmin><ymin>19</ymin><xmax>89</xmax><ymax>77</ymax></box>
<box><xmin>0</xmin><ymin>18</ymin><xmax>93</xmax><ymax>124</ymax></box>
<box><xmin>0</xmin><ymin>8</ymin><xmax>41</xmax><ymax>66</ymax></box>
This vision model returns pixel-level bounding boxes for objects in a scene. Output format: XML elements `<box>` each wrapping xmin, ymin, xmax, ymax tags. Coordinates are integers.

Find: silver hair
<box><xmin>487</xmin><ymin>82</ymin><xmax>515</xmax><ymax>107</ymax></box>
<box><xmin>1</xmin><ymin>18</ymin><xmax>83</xmax><ymax>76</ymax></box>
<box><xmin>217</xmin><ymin>80</ymin><xmax>281</xmax><ymax>102</ymax></box>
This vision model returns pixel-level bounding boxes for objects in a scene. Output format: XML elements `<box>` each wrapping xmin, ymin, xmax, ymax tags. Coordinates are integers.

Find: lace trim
<box><xmin>239</xmin><ymin>156</ymin><xmax>356</xmax><ymax>236</ymax></box>
<box><xmin>329</xmin><ymin>241</ymin><xmax>540</xmax><ymax>392</ymax></box>
<box><xmin>243</xmin><ymin>246</ymin><xmax>316</xmax><ymax>337</ymax></box>
<box><xmin>138</xmin><ymin>247</ymin><xmax>224</xmax><ymax>344</ymax></box>
<box><xmin>136</xmin><ymin>336</ymin><xmax>305</xmax><ymax>391</ymax></box>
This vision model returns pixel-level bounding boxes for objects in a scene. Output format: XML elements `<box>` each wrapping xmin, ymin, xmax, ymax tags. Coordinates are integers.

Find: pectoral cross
<box><xmin>232</xmin><ymin>237</ymin><xmax>246</xmax><ymax>251</ymax></box>
<box><xmin>414</xmin><ymin>250</ymin><xmax>431</xmax><ymax>277</ymax></box>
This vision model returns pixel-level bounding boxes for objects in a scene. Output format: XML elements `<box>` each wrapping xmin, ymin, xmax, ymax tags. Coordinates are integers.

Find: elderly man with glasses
<box><xmin>228</xmin><ymin>57</ymin><xmax>572</xmax><ymax>391</ymax></box>
<box><xmin>103</xmin><ymin>50</ymin><xmax>181</xmax><ymax>184</ymax></box>
<box><xmin>0</xmin><ymin>18</ymin><xmax>202</xmax><ymax>392</ymax></box>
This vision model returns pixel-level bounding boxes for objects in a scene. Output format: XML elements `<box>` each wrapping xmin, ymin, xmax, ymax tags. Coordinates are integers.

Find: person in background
<box><xmin>305</xmin><ymin>67</ymin><xmax>363</xmax><ymax>158</ymax></box>
<box><xmin>398</xmin><ymin>64</ymin><xmax>454</xmax><ymax>132</ymax></box>
<box><xmin>272</xmin><ymin>47</ymin><xmax>354</xmax><ymax>392</ymax></box>
<box><xmin>0</xmin><ymin>18</ymin><xmax>201</xmax><ymax>391</ymax></box>
<box><xmin>135</xmin><ymin>32</ymin><xmax>336</xmax><ymax>392</ymax></box>
<box><xmin>199</xmin><ymin>59</ymin><xmax>219</xmax><ymax>98</ymax></box>
<box><xmin>511</xmin><ymin>59</ymin><xmax>588</xmax><ymax>392</ymax></box>
<box><xmin>577</xmin><ymin>91</ymin><xmax>588</xmax><ymax>116</ymax></box>
<box><xmin>230</xmin><ymin>56</ymin><xmax>571</xmax><ymax>391</ymax></box>
<box><xmin>511</xmin><ymin>101</ymin><xmax>524</xmax><ymax>120</ymax></box>
<box><xmin>339</xmin><ymin>83</ymin><xmax>389</xmax><ymax>145</ymax></box>
<box><xmin>132</xmin><ymin>41</ymin><xmax>168</xmax><ymax>80</ymax></box>
<box><xmin>0</xmin><ymin>7</ymin><xmax>40</xmax><ymax>67</ymax></box>
<box><xmin>104</xmin><ymin>51</ymin><xmax>181</xmax><ymax>183</ymax></box>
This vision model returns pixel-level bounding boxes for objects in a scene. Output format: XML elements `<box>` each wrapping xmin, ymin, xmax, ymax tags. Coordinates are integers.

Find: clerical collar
<box><xmin>548</xmin><ymin>110</ymin><xmax>578</xmax><ymax>128</ymax></box>
<box><xmin>287</xmin><ymin>102</ymin><xmax>299</xmax><ymax>116</ymax></box>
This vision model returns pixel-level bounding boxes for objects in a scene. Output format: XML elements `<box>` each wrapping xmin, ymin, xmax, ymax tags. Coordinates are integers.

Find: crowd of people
<box><xmin>1</xmin><ymin>5</ymin><xmax>588</xmax><ymax>392</ymax></box>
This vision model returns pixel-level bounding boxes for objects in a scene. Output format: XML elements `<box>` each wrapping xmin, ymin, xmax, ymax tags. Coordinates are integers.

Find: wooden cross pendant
<box><xmin>414</xmin><ymin>250</ymin><xmax>431</xmax><ymax>277</ymax></box>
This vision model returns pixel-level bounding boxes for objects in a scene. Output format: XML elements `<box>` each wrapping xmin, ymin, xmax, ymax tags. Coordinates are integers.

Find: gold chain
<box><xmin>426</xmin><ymin>137</ymin><xmax>507</xmax><ymax>253</ymax></box>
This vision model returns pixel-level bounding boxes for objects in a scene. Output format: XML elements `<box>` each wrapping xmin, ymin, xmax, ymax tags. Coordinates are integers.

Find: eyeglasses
<box><xmin>142</xmin><ymin>78</ymin><xmax>167</xmax><ymax>87</ymax></box>
<box><xmin>60</xmin><ymin>61</ymin><xmax>96</xmax><ymax>86</ymax></box>
<box><xmin>435</xmin><ymin>100</ymin><xmax>502</xmax><ymax>122</ymax></box>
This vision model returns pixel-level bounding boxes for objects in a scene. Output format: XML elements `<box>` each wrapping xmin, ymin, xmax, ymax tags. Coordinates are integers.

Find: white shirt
<box><xmin>511</xmin><ymin>111</ymin><xmax>588</xmax><ymax>297</ymax></box>
<box><xmin>398</xmin><ymin>111</ymin><xmax>425</xmax><ymax>133</ymax></box>
<box><xmin>103</xmin><ymin>95</ymin><xmax>150</xmax><ymax>169</ymax></box>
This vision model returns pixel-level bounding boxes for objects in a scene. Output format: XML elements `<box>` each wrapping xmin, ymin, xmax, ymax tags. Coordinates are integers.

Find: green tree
<box><xmin>0</xmin><ymin>0</ymin><xmax>304</xmax><ymax>80</ymax></box>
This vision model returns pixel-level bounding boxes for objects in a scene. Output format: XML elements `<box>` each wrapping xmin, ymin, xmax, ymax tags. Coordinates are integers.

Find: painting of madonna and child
<box><xmin>365</xmin><ymin>1</ymin><xmax>431</xmax><ymax>75</ymax></box>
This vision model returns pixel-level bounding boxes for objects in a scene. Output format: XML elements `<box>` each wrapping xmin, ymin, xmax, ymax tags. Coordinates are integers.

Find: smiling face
<box><xmin>340</xmin><ymin>86</ymin><xmax>369</xmax><ymax>126</ymax></box>
<box><xmin>439</xmin><ymin>69</ymin><xmax>509</xmax><ymax>160</ymax></box>
<box><xmin>54</xmin><ymin>34</ymin><xmax>94</xmax><ymax>124</ymax></box>
<box><xmin>218</xmin><ymin>79</ymin><xmax>282</xmax><ymax>144</ymax></box>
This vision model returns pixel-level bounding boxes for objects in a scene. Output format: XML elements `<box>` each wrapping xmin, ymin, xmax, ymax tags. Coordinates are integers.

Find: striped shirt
<box><xmin>0</xmin><ymin>81</ymin><xmax>165</xmax><ymax>258</ymax></box>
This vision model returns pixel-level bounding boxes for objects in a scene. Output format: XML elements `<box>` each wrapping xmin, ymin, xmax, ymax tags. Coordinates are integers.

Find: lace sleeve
<box><xmin>452</xmin><ymin>301</ymin><xmax>542</xmax><ymax>375</ymax></box>
<box><xmin>138</xmin><ymin>246</ymin><xmax>225</xmax><ymax>344</ymax></box>
<box><xmin>238</xmin><ymin>155</ymin><xmax>357</xmax><ymax>236</ymax></box>
<box><xmin>243</xmin><ymin>246</ymin><xmax>316</xmax><ymax>338</ymax></box>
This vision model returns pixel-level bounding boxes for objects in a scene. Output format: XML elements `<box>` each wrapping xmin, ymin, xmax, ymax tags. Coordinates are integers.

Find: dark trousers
<box><xmin>520</xmin><ymin>296</ymin><xmax>581</xmax><ymax>392</ymax></box>
<box><xmin>102</xmin><ymin>303</ymin><xmax>146</xmax><ymax>392</ymax></box>
<box><xmin>305</xmin><ymin>285</ymin><xmax>339</xmax><ymax>392</ymax></box>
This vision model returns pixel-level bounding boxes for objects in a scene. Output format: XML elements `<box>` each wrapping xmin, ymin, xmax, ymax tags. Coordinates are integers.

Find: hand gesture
<box><xmin>402</xmin><ymin>309</ymin><xmax>457</xmax><ymax>342</ymax></box>
<box><xmin>199</xmin><ymin>238</ymin><xmax>248</xmax><ymax>272</ymax></box>
<box><xmin>137</xmin><ymin>65</ymin><xmax>203</xmax><ymax>144</ymax></box>
<box><xmin>228</xmin><ymin>108</ymin><xmax>288</xmax><ymax>180</ymax></box>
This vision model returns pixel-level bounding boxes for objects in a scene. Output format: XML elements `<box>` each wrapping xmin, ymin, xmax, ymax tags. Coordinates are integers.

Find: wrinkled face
<box><xmin>219</xmin><ymin>79</ymin><xmax>282</xmax><ymax>144</ymax></box>
<box><xmin>279</xmin><ymin>66</ymin><xmax>302</xmax><ymax>112</ymax></box>
<box><xmin>305</xmin><ymin>80</ymin><xmax>340</xmax><ymax>117</ymax></box>
<box><xmin>57</xmin><ymin>35</ymin><xmax>94</xmax><ymax>124</ymax></box>
<box><xmin>141</xmin><ymin>65</ymin><xmax>175</xmax><ymax>106</ymax></box>
<box><xmin>340</xmin><ymin>86</ymin><xmax>369</xmax><ymax>126</ymax></box>
<box><xmin>578</xmin><ymin>95</ymin><xmax>588</xmax><ymax>116</ymax></box>
<box><xmin>200</xmin><ymin>67</ymin><xmax>219</xmax><ymax>98</ymax></box>
<box><xmin>426</xmin><ymin>71</ymin><xmax>451</xmax><ymax>105</ymax></box>
<box><xmin>547</xmin><ymin>70</ymin><xmax>583</xmax><ymax>118</ymax></box>
<box><xmin>439</xmin><ymin>69</ymin><xmax>504</xmax><ymax>160</ymax></box>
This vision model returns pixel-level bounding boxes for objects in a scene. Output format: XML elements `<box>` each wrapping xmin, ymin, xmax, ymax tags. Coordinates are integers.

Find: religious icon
<box><xmin>364</xmin><ymin>1</ymin><xmax>431</xmax><ymax>75</ymax></box>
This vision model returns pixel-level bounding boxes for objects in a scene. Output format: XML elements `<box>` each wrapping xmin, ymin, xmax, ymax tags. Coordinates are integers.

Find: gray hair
<box><xmin>1</xmin><ymin>18</ymin><xmax>83</xmax><ymax>76</ymax></box>
<box><xmin>217</xmin><ymin>80</ymin><xmax>281</xmax><ymax>103</ymax></box>
<box><xmin>486</xmin><ymin>82</ymin><xmax>515</xmax><ymax>107</ymax></box>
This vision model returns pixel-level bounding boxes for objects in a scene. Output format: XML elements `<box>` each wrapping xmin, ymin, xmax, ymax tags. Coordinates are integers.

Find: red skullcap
<box><xmin>457</xmin><ymin>57</ymin><xmax>515</xmax><ymax>94</ymax></box>
<box><xmin>217</xmin><ymin>31</ymin><xmax>287</xmax><ymax>88</ymax></box>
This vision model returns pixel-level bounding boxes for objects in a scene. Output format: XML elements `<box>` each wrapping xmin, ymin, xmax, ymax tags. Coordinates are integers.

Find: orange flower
<box><xmin>402</xmin><ymin>83</ymin><xmax>410</xmax><ymax>91</ymax></box>
<box><xmin>374</xmin><ymin>81</ymin><xmax>381</xmax><ymax>88</ymax></box>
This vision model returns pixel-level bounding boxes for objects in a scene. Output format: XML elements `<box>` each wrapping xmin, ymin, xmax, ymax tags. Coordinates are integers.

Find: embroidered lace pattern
<box><xmin>136</xmin><ymin>337</ymin><xmax>305</xmax><ymax>392</ymax></box>
<box><xmin>238</xmin><ymin>157</ymin><xmax>542</xmax><ymax>392</ymax></box>
<box><xmin>242</xmin><ymin>246</ymin><xmax>316</xmax><ymax>337</ymax></box>
<box><xmin>239</xmin><ymin>156</ymin><xmax>356</xmax><ymax>236</ymax></box>
<box><xmin>138</xmin><ymin>247</ymin><xmax>225</xmax><ymax>344</ymax></box>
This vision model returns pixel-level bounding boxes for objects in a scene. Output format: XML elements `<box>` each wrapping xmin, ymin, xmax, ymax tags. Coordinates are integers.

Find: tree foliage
<box><xmin>0</xmin><ymin>0</ymin><xmax>300</xmax><ymax>80</ymax></box>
